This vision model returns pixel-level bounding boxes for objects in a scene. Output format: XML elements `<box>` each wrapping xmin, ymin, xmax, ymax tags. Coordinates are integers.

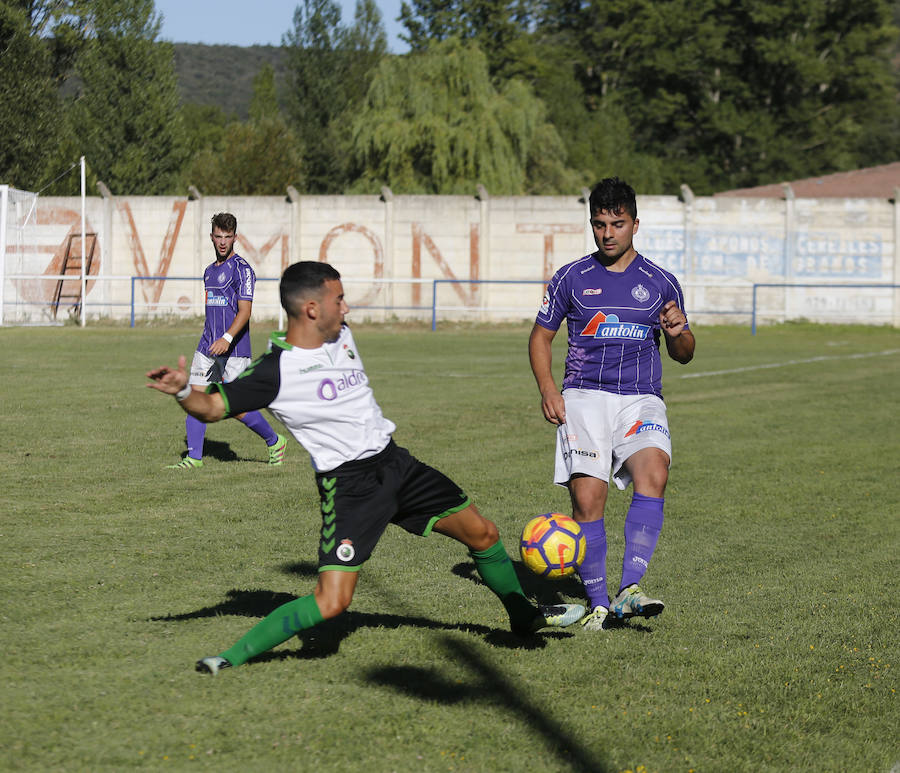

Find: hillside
<box><xmin>172</xmin><ymin>43</ymin><xmax>290</xmax><ymax>119</ymax></box>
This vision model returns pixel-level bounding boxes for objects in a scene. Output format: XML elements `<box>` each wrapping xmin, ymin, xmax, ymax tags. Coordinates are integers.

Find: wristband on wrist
<box><xmin>222</xmin><ymin>332</ymin><xmax>234</xmax><ymax>344</ymax></box>
<box><xmin>175</xmin><ymin>384</ymin><xmax>192</xmax><ymax>402</ymax></box>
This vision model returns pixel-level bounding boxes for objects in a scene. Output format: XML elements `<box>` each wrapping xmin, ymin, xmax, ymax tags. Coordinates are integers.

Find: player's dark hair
<box><xmin>589</xmin><ymin>178</ymin><xmax>637</xmax><ymax>220</ymax></box>
<box><xmin>211</xmin><ymin>212</ymin><xmax>237</xmax><ymax>233</ymax></box>
<box><xmin>280</xmin><ymin>261</ymin><xmax>341</xmax><ymax>316</ymax></box>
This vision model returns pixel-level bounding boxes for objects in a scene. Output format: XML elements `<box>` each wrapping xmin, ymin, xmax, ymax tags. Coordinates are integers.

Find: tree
<box><xmin>398</xmin><ymin>0</ymin><xmax>536</xmax><ymax>81</ymax></box>
<box><xmin>559</xmin><ymin>0</ymin><xmax>900</xmax><ymax>193</ymax></box>
<box><xmin>350</xmin><ymin>37</ymin><xmax>580</xmax><ymax>194</ymax></box>
<box><xmin>186</xmin><ymin>65</ymin><xmax>304</xmax><ymax>195</ymax></box>
<box><xmin>284</xmin><ymin>0</ymin><xmax>387</xmax><ymax>192</ymax></box>
<box><xmin>64</xmin><ymin>0</ymin><xmax>187</xmax><ymax>194</ymax></box>
<box><xmin>0</xmin><ymin>2</ymin><xmax>61</xmax><ymax>188</ymax></box>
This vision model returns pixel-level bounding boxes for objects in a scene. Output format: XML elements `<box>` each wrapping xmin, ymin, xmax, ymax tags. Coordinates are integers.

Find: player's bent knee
<box><xmin>314</xmin><ymin>591</ymin><xmax>352</xmax><ymax>620</ymax></box>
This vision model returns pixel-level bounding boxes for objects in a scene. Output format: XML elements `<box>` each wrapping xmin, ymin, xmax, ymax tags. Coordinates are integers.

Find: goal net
<box><xmin>0</xmin><ymin>185</ymin><xmax>40</xmax><ymax>326</ymax></box>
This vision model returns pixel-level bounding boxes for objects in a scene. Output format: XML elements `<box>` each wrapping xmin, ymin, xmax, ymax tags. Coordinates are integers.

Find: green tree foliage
<box><xmin>185</xmin><ymin>65</ymin><xmax>304</xmax><ymax>195</ymax></box>
<box><xmin>284</xmin><ymin>0</ymin><xmax>387</xmax><ymax>192</ymax></box>
<box><xmin>560</xmin><ymin>0</ymin><xmax>900</xmax><ymax>193</ymax></box>
<box><xmin>0</xmin><ymin>2</ymin><xmax>61</xmax><ymax>188</ymax></box>
<box><xmin>350</xmin><ymin>37</ymin><xmax>580</xmax><ymax>194</ymax></box>
<box><xmin>63</xmin><ymin>0</ymin><xmax>187</xmax><ymax>194</ymax></box>
<box><xmin>398</xmin><ymin>0</ymin><xmax>535</xmax><ymax>81</ymax></box>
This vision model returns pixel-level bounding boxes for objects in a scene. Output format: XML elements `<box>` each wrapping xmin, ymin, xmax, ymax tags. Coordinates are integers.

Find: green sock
<box><xmin>470</xmin><ymin>539</ymin><xmax>538</xmax><ymax>629</ymax></box>
<box><xmin>220</xmin><ymin>594</ymin><xmax>324</xmax><ymax>667</ymax></box>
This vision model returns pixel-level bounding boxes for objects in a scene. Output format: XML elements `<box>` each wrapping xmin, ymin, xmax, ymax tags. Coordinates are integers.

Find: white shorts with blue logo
<box><xmin>189</xmin><ymin>351</ymin><xmax>252</xmax><ymax>387</ymax></box>
<box><xmin>554</xmin><ymin>389</ymin><xmax>672</xmax><ymax>490</ymax></box>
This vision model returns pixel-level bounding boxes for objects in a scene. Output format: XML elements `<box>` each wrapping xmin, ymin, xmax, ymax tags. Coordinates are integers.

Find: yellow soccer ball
<box><xmin>519</xmin><ymin>513</ymin><xmax>586</xmax><ymax>579</ymax></box>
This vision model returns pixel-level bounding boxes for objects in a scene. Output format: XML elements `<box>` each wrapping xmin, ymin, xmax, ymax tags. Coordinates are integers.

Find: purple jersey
<box><xmin>197</xmin><ymin>254</ymin><xmax>255</xmax><ymax>358</ymax></box>
<box><xmin>536</xmin><ymin>253</ymin><xmax>689</xmax><ymax>398</ymax></box>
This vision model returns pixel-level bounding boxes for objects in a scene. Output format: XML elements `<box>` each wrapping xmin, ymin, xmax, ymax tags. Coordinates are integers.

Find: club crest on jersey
<box><xmin>218</xmin><ymin>272</ymin><xmax>226</xmax><ymax>283</ymax></box>
<box><xmin>631</xmin><ymin>284</ymin><xmax>650</xmax><ymax>302</ymax></box>
<box><xmin>580</xmin><ymin>311</ymin><xmax>650</xmax><ymax>340</ymax></box>
<box><xmin>342</xmin><ymin>344</ymin><xmax>355</xmax><ymax>359</ymax></box>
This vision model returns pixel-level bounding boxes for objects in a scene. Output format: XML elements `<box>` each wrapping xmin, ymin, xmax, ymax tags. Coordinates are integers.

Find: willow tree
<box><xmin>350</xmin><ymin>37</ymin><xmax>579</xmax><ymax>194</ymax></box>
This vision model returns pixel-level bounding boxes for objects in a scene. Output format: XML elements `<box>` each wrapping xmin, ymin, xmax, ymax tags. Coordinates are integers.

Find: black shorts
<box><xmin>314</xmin><ymin>441</ymin><xmax>470</xmax><ymax>571</ymax></box>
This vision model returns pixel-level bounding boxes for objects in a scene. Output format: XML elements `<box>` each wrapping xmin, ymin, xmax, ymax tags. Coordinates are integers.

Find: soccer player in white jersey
<box><xmin>147</xmin><ymin>261</ymin><xmax>585</xmax><ymax>674</ymax></box>
<box><xmin>529</xmin><ymin>177</ymin><xmax>695</xmax><ymax>631</ymax></box>
<box><xmin>166</xmin><ymin>212</ymin><xmax>286</xmax><ymax>470</ymax></box>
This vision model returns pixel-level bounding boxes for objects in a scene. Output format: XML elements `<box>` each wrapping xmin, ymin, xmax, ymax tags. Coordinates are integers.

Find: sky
<box><xmin>154</xmin><ymin>0</ymin><xmax>408</xmax><ymax>53</ymax></box>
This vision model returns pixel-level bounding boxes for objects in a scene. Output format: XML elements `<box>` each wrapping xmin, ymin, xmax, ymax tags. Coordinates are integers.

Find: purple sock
<box><xmin>576</xmin><ymin>518</ymin><xmax>609</xmax><ymax>610</ymax></box>
<box><xmin>238</xmin><ymin>411</ymin><xmax>278</xmax><ymax>445</ymax></box>
<box><xmin>620</xmin><ymin>493</ymin><xmax>664</xmax><ymax>591</ymax></box>
<box><xmin>185</xmin><ymin>415</ymin><xmax>205</xmax><ymax>460</ymax></box>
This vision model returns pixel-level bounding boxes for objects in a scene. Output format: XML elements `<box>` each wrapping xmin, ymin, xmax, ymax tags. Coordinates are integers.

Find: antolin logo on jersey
<box><xmin>624</xmin><ymin>420</ymin><xmax>670</xmax><ymax>439</ymax></box>
<box><xmin>206</xmin><ymin>291</ymin><xmax>228</xmax><ymax>306</ymax></box>
<box><xmin>580</xmin><ymin>311</ymin><xmax>650</xmax><ymax>340</ymax></box>
<box><xmin>317</xmin><ymin>370</ymin><xmax>368</xmax><ymax>401</ymax></box>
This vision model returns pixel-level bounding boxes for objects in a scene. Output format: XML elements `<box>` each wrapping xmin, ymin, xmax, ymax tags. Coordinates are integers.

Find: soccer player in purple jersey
<box><xmin>166</xmin><ymin>212</ymin><xmax>287</xmax><ymax>470</ymax></box>
<box><xmin>529</xmin><ymin>177</ymin><xmax>695</xmax><ymax>631</ymax></box>
<box><xmin>147</xmin><ymin>261</ymin><xmax>585</xmax><ymax>674</ymax></box>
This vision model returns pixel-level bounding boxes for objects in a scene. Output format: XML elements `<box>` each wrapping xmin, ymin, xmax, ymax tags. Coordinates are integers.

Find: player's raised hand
<box><xmin>658</xmin><ymin>300</ymin><xmax>687</xmax><ymax>338</ymax></box>
<box><xmin>146</xmin><ymin>355</ymin><xmax>189</xmax><ymax>395</ymax></box>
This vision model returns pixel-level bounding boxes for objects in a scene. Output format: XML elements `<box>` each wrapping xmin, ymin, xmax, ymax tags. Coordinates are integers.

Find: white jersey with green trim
<box><xmin>216</xmin><ymin>324</ymin><xmax>396</xmax><ymax>472</ymax></box>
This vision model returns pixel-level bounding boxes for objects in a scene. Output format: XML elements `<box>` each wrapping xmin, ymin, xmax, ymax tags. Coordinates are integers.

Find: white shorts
<box><xmin>554</xmin><ymin>389</ymin><xmax>672</xmax><ymax>490</ymax></box>
<box><xmin>189</xmin><ymin>351</ymin><xmax>252</xmax><ymax>387</ymax></box>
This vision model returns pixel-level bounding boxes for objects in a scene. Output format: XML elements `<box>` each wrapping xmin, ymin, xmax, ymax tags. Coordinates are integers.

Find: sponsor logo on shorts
<box><xmin>206</xmin><ymin>291</ymin><xmax>228</xmax><ymax>307</ymax></box>
<box><xmin>564</xmin><ymin>448</ymin><xmax>598</xmax><ymax>460</ymax></box>
<box><xmin>336</xmin><ymin>539</ymin><xmax>355</xmax><ymax>562</ymax></box>
<box><xmin>580</xmin><ymin>311</ymin><xmax>650</xmax><ymax>340</ymax></box>
<box><xmin>624</xmin><ymin>420</ymin><xmax>670</xmax><ymax>439</ymax></box>
<box><xmin>317</xmin><ymin>369</ymin><xmax>368</xmax><ymax>400</ymax></box>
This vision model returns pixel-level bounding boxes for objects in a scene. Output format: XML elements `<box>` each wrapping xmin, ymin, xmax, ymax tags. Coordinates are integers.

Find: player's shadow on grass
<box><xmin>366</xmin><ymin>635</ymin><xmax>607</xmax><ymax>773</ymax></box>
<box><xmin>149</xmin><ymin>585</ymin><xmax>555</xmax><ymax>662</ymax></box>
<box><xmin>452</xmin><ymin>560</ymin><xmax>655</xmax><ymax>635</ymax></box>
<box><xmin>172</xmin><ymin>437</ymin><xmax>260</xmax><ymax>463</ymax></box>
<box><xmin>451</xmin><ymin>559</ymin><xmax>583</xmax><ymax>605</ymax></box>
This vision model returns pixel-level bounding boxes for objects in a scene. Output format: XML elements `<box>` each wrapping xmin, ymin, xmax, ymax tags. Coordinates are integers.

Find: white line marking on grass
<box><xmin>679</xmin><ymin>349</ymin><xmax>900</xmax><ymax>379</ymax></box>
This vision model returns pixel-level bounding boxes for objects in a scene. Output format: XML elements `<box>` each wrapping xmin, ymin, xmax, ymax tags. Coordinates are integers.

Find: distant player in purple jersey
<box><xmin>166</xmin><ymin>212</ymin><xmax>287</xmax><ymax>470</ymax></box>
<box><xmin>529</xmin><ymin>177</ymin><xmax>696</xmax><ymax>631</ymax></box>
<box><xmin>147</xmin><ymin>261</ymin><xmax>585</xmax><ymax>675</ymax></box>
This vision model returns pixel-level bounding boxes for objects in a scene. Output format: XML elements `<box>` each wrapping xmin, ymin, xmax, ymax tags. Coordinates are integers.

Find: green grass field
<box><xmin>1</xmin><ymin>321</ymin><xmax>898</xmax><ymax>772</ymax></box>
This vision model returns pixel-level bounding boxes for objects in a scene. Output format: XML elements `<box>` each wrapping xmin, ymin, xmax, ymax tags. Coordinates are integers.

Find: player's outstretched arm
<box><xmin>146</xmin><ymin>355</ymin><xmax>227</xmax><ymax>422</ymax></box>
<box><xmin>658</xmin><ymin>301</ymin><xmax>695</xmax><ymax>364</ymax></box>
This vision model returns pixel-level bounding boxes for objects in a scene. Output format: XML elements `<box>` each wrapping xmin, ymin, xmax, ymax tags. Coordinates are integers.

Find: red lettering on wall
<box><xmin>319</xmin><ymin>224</ymin><xmax>384</xmax><ymax>305</ymax></box>
<box><xmin>411</xmin><ymin>223</ymin><xmax>480</xmax><ymax>306</ymax></box>
<box><xmin>516</xmin><ymin>224</ymin><xmax>583</xmax><ymax>280</ymax></box>
<box><xmin>14</xmin><ymin>207</ymin><xmax>101</xmax><ymax>308</ymax></box>
<box><xmin>118</xmin><ymin>199</ymin><xmax>187</xmax><ymax>304</ymax></box>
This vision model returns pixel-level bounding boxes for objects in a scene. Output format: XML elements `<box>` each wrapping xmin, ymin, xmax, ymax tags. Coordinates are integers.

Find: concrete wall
<box><xmin>4</xmin><ymin>188</ymin><xmax>899</xmax><ymax>326</ymax></box>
